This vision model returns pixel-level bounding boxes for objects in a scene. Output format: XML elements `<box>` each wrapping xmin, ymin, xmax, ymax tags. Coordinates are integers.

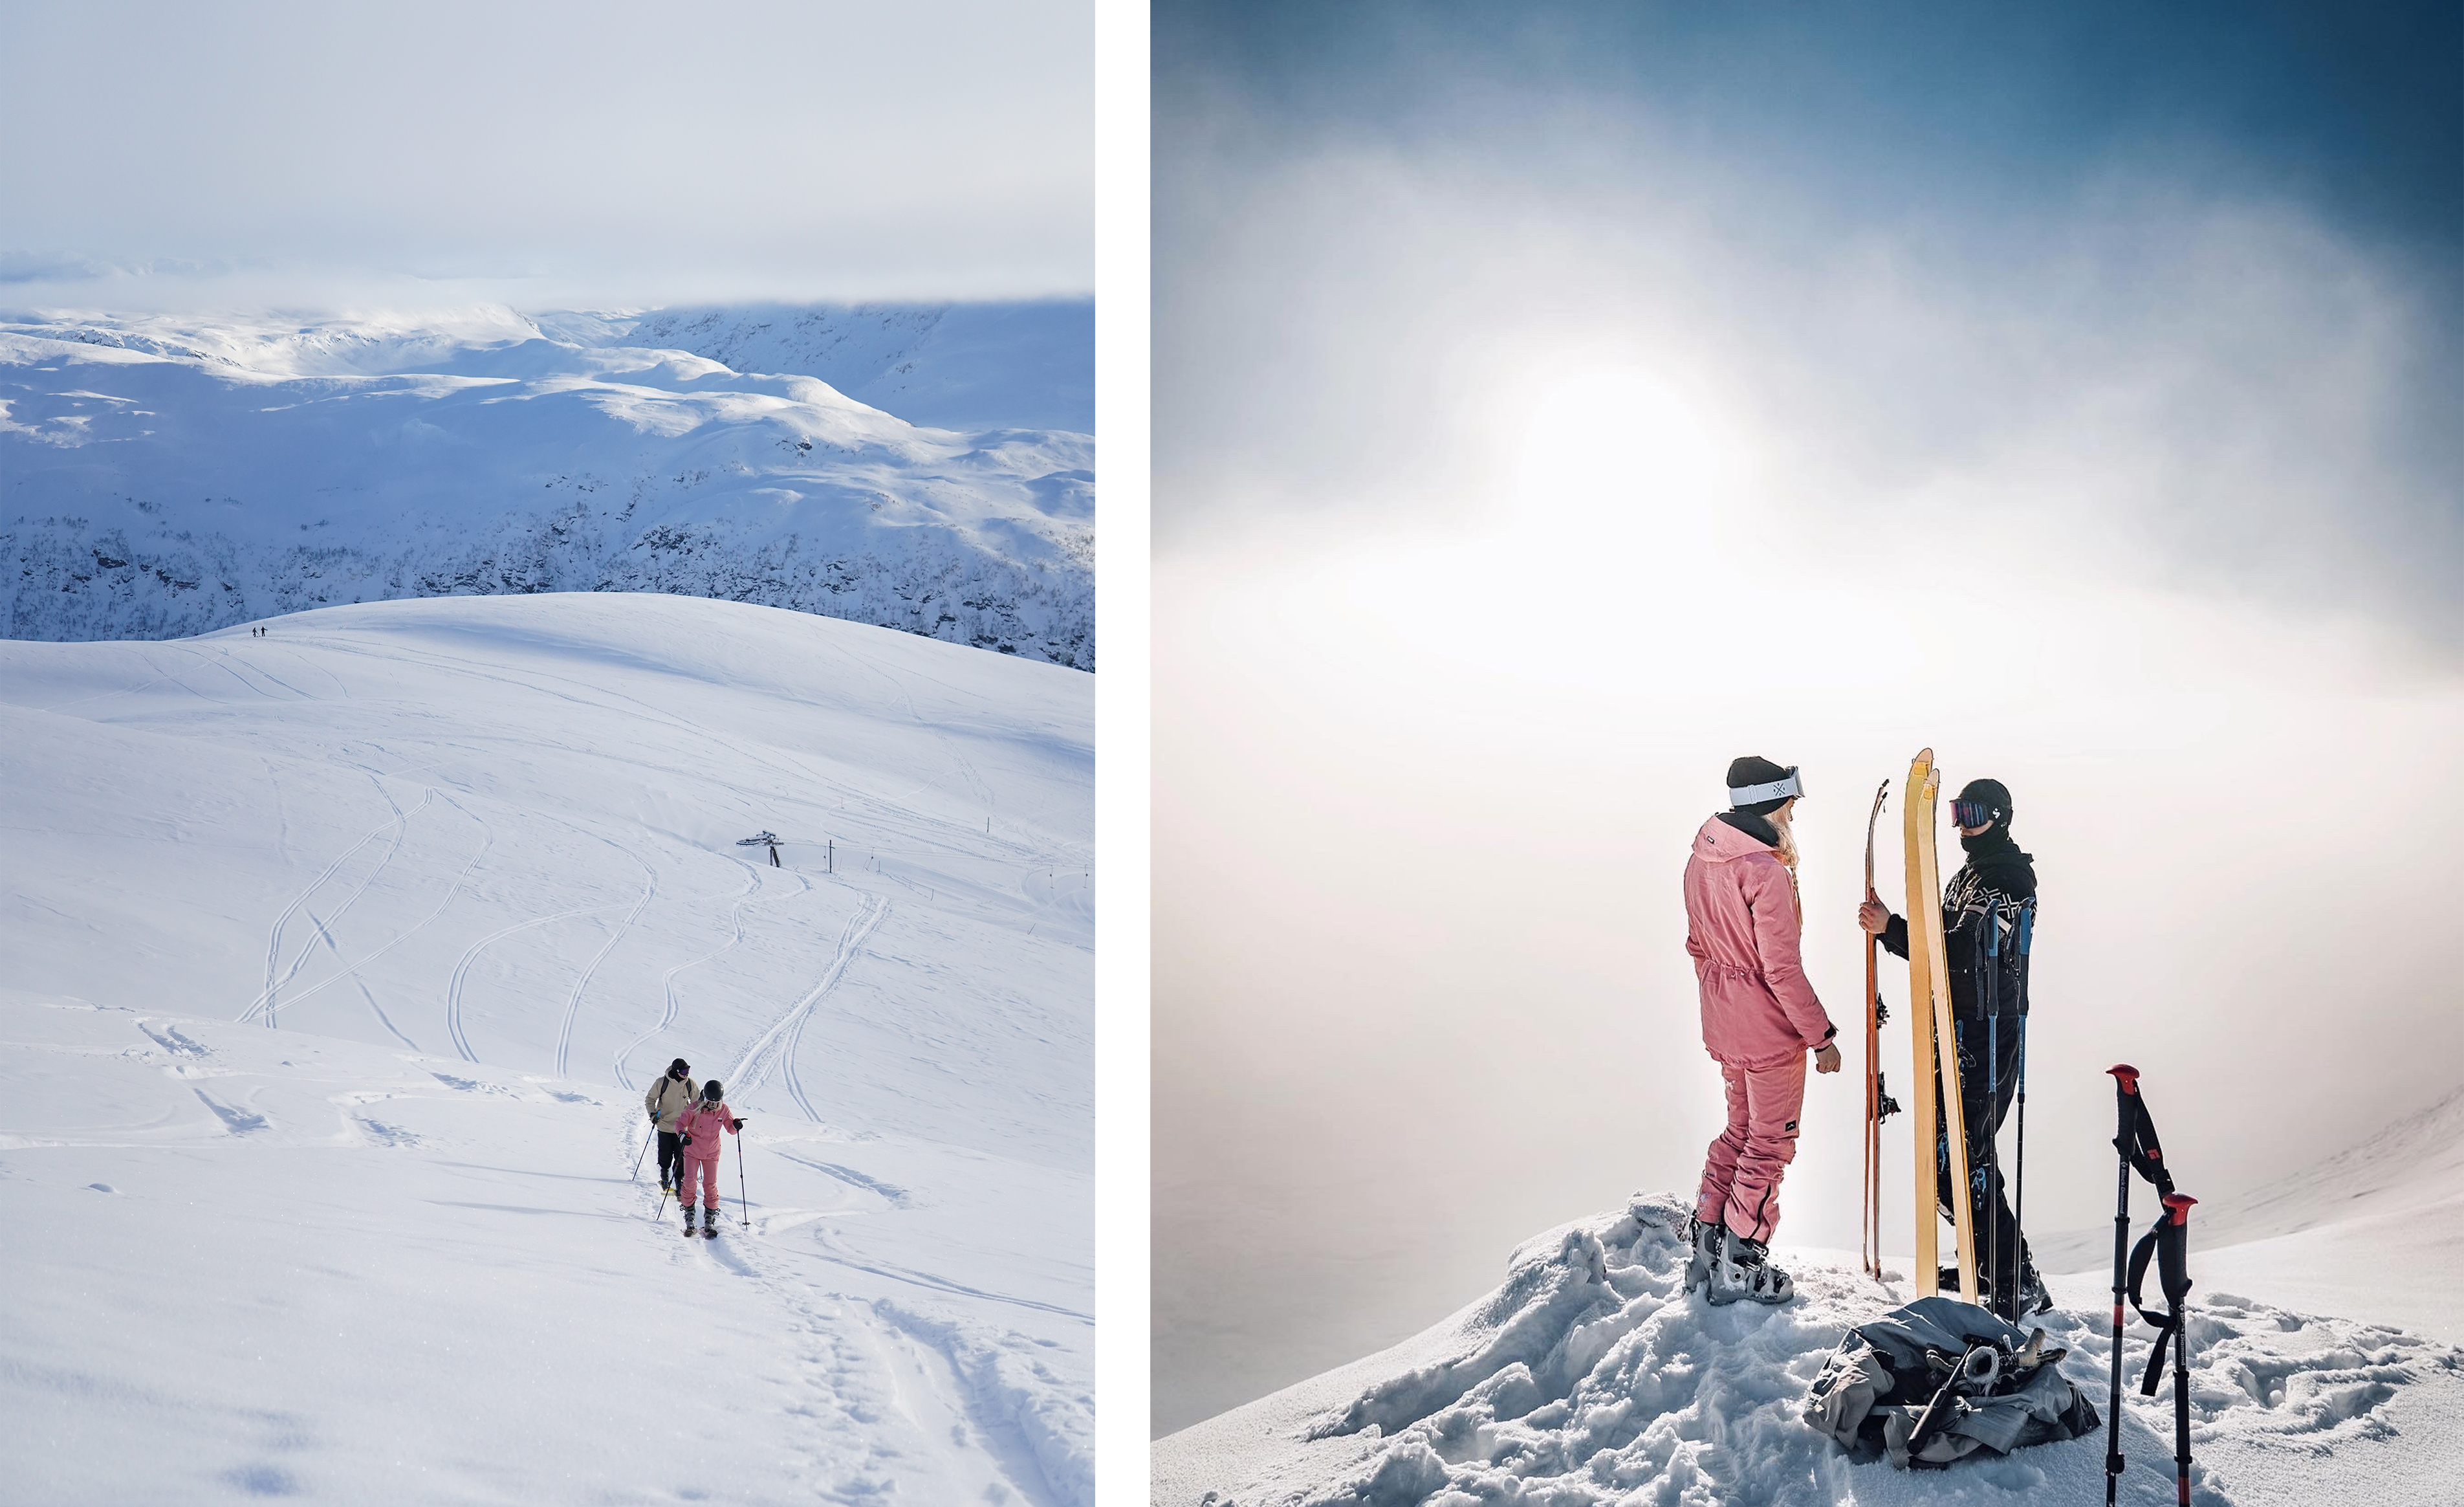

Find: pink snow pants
<box><xmin>1694</xmin><ymin>1053</ymin><xmax>1808</xmax><ymax>1245</ymax></box>
<box><xmin>684</xmin><ymin>1152</ymin><xmax>722</xmax><ymax>1209</ymax></box>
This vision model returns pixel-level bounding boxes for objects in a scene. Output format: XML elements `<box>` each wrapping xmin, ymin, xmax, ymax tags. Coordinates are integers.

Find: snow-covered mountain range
<box><xmin>0</xmin><ymin>300</ymin><xmax>1093</xmax><ymax>666</ymax></box>
<box><xmin>0</xmin><ymin>595</ymin><xmax>1091</xmax><ymax>1504</ymax></box>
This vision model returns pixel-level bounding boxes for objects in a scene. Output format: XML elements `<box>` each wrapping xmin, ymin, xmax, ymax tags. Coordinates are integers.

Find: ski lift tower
<box><xmin>738</xmin><ymin>831</ymin><xmax>782</xmax><ymax>867</ymax></box>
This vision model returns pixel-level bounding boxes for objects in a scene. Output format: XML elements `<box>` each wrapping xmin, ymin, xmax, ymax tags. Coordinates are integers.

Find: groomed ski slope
<box><xmin>0</xmin><ymin>594</ymin><xmax>1091</xmax><ymax>1506</ymax></box>
<box><xmin>1154</xmin><ymin>1196</ymin><xmax>2464</xmax><ymax>1507</ymax></box>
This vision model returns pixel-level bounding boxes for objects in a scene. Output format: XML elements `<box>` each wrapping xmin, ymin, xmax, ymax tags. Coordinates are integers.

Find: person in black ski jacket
<box><xmin>1858</xmin><ymin>776</ymin><xmax>2044</xmax><ymax>1315</ymax></box>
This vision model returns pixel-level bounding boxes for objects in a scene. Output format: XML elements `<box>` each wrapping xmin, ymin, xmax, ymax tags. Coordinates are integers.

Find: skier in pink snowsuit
<box><xmin>674</xmin><ymin>1081</ymin><xmax>743</xmax><ymax>1235</ymax></box>
<box><xmin>1683</xmin><ymin>756</ymin><xmax>1840</xmax><ymax>1304</ymax></box>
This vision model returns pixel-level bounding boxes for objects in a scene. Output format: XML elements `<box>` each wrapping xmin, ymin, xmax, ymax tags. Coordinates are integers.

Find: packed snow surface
<box><xmin>1</xmin><ymin>303</ymin><xmax>1092</xmax><ymax>665</ymax></box>
<box><xmin>1153</xmin><ymin>1196</ymin><xmax>2463</xmax><ymax>1507</ymax></box>
<box><xmin>0</xmin><ymin>594</ymin><xmax>1091</xmax><ymax>1504</ymax></box>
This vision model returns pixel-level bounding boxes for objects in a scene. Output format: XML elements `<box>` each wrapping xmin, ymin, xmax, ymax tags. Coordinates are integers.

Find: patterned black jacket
<box><xmin>1880</xmin><ymin>837</ymin><xmax>2036</xmax><ymax>1021</ymax></box>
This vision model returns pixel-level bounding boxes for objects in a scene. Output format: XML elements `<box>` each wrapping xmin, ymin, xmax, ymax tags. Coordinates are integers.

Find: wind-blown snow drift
<box><xmin>0</xmin><ymin>303</ymin><xmax>1093</xmax><ymax>665</ymax></box>
<box><xmin>0</xmin><ymin>595</ymin><xmax>1091</xmax><ymax>1505</ymax></box>
<box><xmin>1154</xmin><ymin>1196</ymin><xmax>2463</xmax><ymax>1507</ymax></box>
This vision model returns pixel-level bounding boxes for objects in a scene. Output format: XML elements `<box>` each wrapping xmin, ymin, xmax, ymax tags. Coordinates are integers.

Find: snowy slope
<box><xmin>1154</xmin><ymin>1197</ymin><xmax>2463</xmax><ymax>1507</ymax></box>
<box><xmin>0</xmin><ymin>306</ymin><xmax>1093</xmax><ymax>664</ymax></box>
<box><xmin>0</xmin><ymin>594</ymin><xmax>1091</xmax><ymax>1504</ymax></box>
<box><xmin>578</xmin><ymin>300</ymin><xmax>1094</xmax><ymax>435</ymax></box>
<box><xmin>2034</xmin><ymin>1086</ymin><xmax>2464</xmax><ymax>1350</ymax></box>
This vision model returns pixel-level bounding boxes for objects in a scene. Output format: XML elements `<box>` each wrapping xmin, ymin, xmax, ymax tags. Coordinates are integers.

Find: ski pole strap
<box><xmin>2110</xmin><ymin>1075</ymin><xmax>2175</xmax><ymax>1196</ymax></box>
<box><xmin>2127</xmin><ymin>1196</ymin><xmax>2197</xmax><ymax>1395</ymax></box>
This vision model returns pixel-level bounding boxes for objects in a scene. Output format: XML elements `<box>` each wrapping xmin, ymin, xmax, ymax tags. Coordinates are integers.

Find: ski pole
<box><xmin>2013</xmin><ymin>1012</ymin><xmax>2027</xmax><ymax>1292</ymax></box>
<box><xmin>737</xmin><ymin>1122</ymin><xmax>750</xmax><ymax>1229</ymax></box>
<box><xmin>1987</xmin><ymin>1010</ymin><xmax>2001</xmax><ymax>1317</ymax></box>
<box><xmin>633</xmin><ymin>1127</ymin><xmax>653</xmax><ymax>1180</ymax></box>
<box><xmin>2106</xmin><ymin>1065</ymin><xmax>2138</xmax><ymax>1507</ymax></box>
<box><xmin>2166</xmin><ymin>1193</ymin><xmax>2199</xmax><ymax>1507</ymax></box>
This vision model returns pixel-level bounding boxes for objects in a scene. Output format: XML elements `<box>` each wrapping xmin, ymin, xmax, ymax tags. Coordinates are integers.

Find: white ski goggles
<box><xmin>1728</xmin><ymin>768</ymin><xmax>1804</xmax><ymax>806</ymax></box>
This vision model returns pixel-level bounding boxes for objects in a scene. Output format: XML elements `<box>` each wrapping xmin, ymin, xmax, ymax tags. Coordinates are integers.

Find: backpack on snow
<box><xmin>1804</xmin><ymin>1295</ymin><xmax>2100</xmax><ymax>1469</ymax></box>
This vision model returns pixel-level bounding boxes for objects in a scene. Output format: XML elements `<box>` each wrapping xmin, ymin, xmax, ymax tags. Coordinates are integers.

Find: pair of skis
<box><xmin>1861</xmin><ymin>749</ymin><xmax>1977</xmax><ymax>1304</ymax></box>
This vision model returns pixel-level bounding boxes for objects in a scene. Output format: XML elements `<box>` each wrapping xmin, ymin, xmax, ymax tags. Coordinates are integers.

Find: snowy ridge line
<box><xmin>240</xmin><ymin>784</ymin><xmax>433</xmax><ymax>1026</ymax></box>
<box><xmin>552</xmin><ymin>844</ymin><xmax>657</xmax><ymax>1078</ymax></box>
<box><xmin>269</xmin><ymin>793</ymin><xmax>493</xmax><ymax>1032</ymax></box>
<box><xmin>442</xmin><ymin>898</ymin><xmax>637</xmax><ymax>1063</ymax></box>
<box><xmin>726</xmin><ymin>894</ymin><xmax>889</xmax><ymax>1116</ymax></box>
<box><xmin>874</xmin><ymin>1298</ymin><xmax>1094</xmax><ymax>1507</ymax></box>
<box><xmin>268</xmin><ymin>628</ymin><xmax>890</xmax><ymax>826</ymax></box>
<box><xmin>611</xmin><ymin>860</ymin><xmax>790</xmax><ymax>1092</ymax></box>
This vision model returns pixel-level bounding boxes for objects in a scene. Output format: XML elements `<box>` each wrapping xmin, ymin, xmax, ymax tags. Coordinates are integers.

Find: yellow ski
<box><xmin>1904</xmin><ymin>750</ymin><xmax>1978</xmax><ymax>1301</ymax></box>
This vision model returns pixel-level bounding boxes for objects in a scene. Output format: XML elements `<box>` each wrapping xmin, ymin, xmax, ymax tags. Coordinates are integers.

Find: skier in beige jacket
<box><xmin>645</xmin><ymin>1059</ymin><xmax>699</xmax><ymax>1194</ymax></box>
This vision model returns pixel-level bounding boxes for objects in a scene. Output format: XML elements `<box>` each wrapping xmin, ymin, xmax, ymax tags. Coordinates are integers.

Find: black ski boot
<box><xmin>701</xmin><ymin>1208</ymin><xmax>719</xmax><ymax>1238</ymax></box>
<box><xmin>1708</xmin><ymin>1228</ymin><xmax>1794</xmax><ymax>1306</ymax></box>
<box><xmin>682</xmin><ymin>1205</ymin><xmax>698</xmax><ymax>1235</ymax></box>
<box><xmin>2012</xmin><ymin>1266</ymin><xmax>2053</xmax><ymax>1317</ymax></box>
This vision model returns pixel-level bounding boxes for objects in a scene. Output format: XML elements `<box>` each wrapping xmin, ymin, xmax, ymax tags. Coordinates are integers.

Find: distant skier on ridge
<box><xmin>1859</xmin><ymin>776</ymin><xmax>2046</xmax><ymax>1315</ymax></box>
<box><xmin>1683</xmin><ymin>756</ymin><xmax>1841</xmax><ymax>1304</ymax></box>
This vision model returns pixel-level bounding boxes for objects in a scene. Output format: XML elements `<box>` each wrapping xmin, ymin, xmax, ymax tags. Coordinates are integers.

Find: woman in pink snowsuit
<box><xmin>1684</xmin><ymin>756</ymin><xmax>1840</xmax><ymax>1303</ymax></box>
<box><xmin>674</xmin><ymin>1081</ymin><xmax>743</xmax><ymax>1234</ymax></box>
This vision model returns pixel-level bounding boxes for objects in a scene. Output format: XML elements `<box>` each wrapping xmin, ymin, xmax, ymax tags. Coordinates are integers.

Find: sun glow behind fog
<box><xmin>1511</xmin><ymin>368</ymin><xmax>1741</xmax><ymax>560</ymax></box>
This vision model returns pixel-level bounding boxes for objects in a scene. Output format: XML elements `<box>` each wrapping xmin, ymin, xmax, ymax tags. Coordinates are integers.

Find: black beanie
<box><xmin>1956</xmin><ymin>778</ymin><xmax>2013</xmax><ymax>826</ymax></box>
<box><xmin>669</xmin><ymin>1058</ymin><xmax>690</xmax><ymax>1076</ymax></box>
<box><xmin>1726</xmin><ymin>755</ymin><xmax>1799</xmax><ymax>817</ymax></box>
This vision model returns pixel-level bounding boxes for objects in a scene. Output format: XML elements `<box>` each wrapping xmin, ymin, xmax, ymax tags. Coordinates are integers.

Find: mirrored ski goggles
<box><xmin>1727</xmin><ymin>767</ymin><xmax>1804</xmax><ymax>806</ymax></box>
<box><xmin>1950</xmin><ymin>798</ymin><xmax>1999</xmax><ymax>828</ymax></box>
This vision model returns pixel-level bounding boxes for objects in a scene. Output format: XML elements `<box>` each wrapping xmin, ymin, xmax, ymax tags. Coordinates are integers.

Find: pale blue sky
<box><xmin>0</xmin><ymin>0</ymin><xmax>1091</xmax><ymax>307</ymax></box>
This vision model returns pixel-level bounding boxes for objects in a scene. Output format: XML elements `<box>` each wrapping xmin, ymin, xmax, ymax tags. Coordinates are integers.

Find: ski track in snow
<box><xmin>611</xmin><ymin>860</ymin><xmax>805</xmax><ymax>1092</ymax></box>
<box><xmin>270</xmin><ymin>793</ymin><xmax>495</xmax><ymax>1040</ymax></box>
<box><xmin>624</xmin><ymin>1127</ymin><xmax>1081</xmax><ymax>1507</ymax></box>
<box><xmin>729</xmin><ymin>894</ymin><xmax>890</xmax><ymax>1121</ymax></box>
<box><xmin>442</xmin><ymin>898</ymin><xmax>636</xmax><ymax>1064</ymax></box>
<box><xmin>241</xmin><ymin>782</ymin><xmax>432</xmax><ymax>1028</ymax></box>
<box><xmin>552</xmin><ymin>839</ymin><xmax>657</xmax><ymax>1079</ymax></box>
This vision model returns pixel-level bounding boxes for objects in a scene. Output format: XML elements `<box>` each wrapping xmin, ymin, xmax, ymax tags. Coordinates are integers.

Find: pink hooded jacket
<box><xmin>676</xmin><ymin>1101</ymin><xmax>740</xmax><ymax>1162</ymax></box>
<box><xmin>1684</xmin><ymin>815</ymin><xmax>1837</xmax><ymax>1068</ymax></box>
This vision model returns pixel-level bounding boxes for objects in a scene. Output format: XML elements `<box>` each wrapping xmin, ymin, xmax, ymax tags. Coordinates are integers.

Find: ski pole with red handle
<box><xmin>736</xmin><ymin>1117</ymin><xmax>751</xmax><ymax>1229</ymax></box>
<box><xmin>2106</xmin><ymin>1066</ymin><xmax>2138</xmax><ymax>1506</ymax></box>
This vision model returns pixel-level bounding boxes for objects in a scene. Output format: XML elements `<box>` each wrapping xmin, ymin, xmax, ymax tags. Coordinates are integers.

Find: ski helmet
<box><xmin>1725</xmin><ymin>756</ymin><xmax>1803</xmax><ymax>816</ymax></box>
<box><xmin>1951</xmin><ymin>778</ymin><xmax>2012</xmax><ymax>831</ymax></box>
<box><xmin>701</xmin><ymin>1080</ymin><xmax>724</xmax><ymax>1101</ymax></box>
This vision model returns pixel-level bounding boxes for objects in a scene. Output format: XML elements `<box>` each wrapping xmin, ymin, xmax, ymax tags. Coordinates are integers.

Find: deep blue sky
<box><xmin>1159</xmin><ymin>1</ymin><xmax>2461</xmax><ymax>273</ymax></box>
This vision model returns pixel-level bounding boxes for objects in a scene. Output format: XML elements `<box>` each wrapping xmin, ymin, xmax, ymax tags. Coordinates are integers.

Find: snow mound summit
<box><xmin>1155</xmin><ymin>1196</ymin><xmax>2464</xmax><ymax>1507</ymax></box>
<box><xmin>0</xmin><ymin>303</ymin><xmax>1092</xmax><ymax>665</ymax></box>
